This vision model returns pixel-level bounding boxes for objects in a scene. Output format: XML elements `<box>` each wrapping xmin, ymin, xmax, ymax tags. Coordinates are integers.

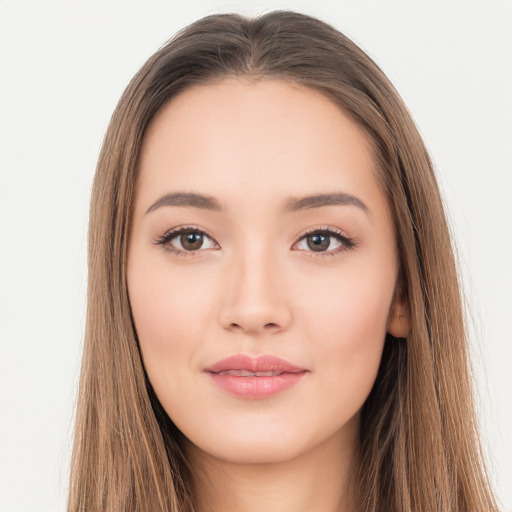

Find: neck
<box><xmin>182</xmin><ymin>417</ymin><xmax>360</xmax><ymax>512</ymax></box>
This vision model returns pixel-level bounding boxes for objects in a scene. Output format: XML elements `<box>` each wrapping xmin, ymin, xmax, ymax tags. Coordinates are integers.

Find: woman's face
<box><xmin>127</xmin><ymin>79</ymin><xmax>408</xmax><ymax>465</ymax></box>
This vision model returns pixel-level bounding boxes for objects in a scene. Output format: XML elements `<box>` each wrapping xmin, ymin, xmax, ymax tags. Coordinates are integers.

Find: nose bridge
<box><xmin>218</xmin><ymin>236</ymin><xmax>291</xmax><ymax>334</ymax></box>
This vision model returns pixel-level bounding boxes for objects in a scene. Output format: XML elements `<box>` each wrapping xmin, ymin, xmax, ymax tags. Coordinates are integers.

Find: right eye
<box><xmin>154</xmin><ymin>226</ymin><xmax>218</xmax><ymax>257</ymax></box>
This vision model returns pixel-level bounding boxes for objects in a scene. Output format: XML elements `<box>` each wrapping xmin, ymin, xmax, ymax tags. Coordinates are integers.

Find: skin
<box><xmin>127</xmin><ymin>79</ymin><xmax>410</xmax><ymax>512</ymax></box>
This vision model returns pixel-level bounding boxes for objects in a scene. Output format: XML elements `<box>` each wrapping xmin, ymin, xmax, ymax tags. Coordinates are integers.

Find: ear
<box><xmin>386</xmin><ymin>288</ymin><xmax>411</xmax><ymax>338</ymax></box>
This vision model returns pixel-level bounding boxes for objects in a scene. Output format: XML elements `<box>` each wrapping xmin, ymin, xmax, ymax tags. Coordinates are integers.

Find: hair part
<box><xmin>68</xmin><ymin>10</ymin><xmax>499</xmax><ymax>512</ymax></box>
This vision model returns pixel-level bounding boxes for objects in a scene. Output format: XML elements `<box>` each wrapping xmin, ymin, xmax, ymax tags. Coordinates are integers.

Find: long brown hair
<box><xmin>68</xmin><ymin>11</ymin><xmax>499</xmax><ymax>511</ymax></box>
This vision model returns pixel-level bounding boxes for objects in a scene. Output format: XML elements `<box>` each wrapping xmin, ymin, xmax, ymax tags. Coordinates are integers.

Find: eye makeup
<box><xmin>153</xmin><ymin>224</ymin><xmax>357</xmax><ymax>259</ymax></box>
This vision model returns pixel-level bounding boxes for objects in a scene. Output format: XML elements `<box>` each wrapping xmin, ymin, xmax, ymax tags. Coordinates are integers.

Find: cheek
<box><xmin>300</xmin><ymin>262</ymin><xmax>395</xmax><ymax>399</ymax></box>
<box><xmin>126</xmin><ymin>253</ymin><xmax>210</xmax><ymax>385</ymax></box>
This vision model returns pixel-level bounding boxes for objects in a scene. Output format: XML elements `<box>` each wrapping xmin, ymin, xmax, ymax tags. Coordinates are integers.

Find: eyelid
<box><xmin>153</xmin><ymin>224</ymin><xmax>356</xmax><ymax>258</ymax></box>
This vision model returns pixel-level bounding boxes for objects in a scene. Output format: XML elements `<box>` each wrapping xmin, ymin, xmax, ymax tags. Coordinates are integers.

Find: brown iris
<box><xmin>307</xmin><ymin>233</ymin><xmax>330</xmax><ymax>252</ymax></box>
<box><xmin>181</xmin><ymin>231</ymin><xmax>204</xmax><ymax>251</ymax></box>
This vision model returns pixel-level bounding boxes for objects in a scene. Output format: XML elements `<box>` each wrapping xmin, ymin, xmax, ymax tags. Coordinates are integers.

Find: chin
<box><xmin>188</xmin><ymin>433</ymin><xmax>309</xmax><ymax>465</ymax></box>
<box><xmin>179</xmin><ymin>411</ymin><xmax>353</xmax><ymax>467</ymax></box>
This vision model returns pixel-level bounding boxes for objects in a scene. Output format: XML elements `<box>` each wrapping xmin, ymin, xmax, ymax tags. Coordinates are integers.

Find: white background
<box><xmin>0</xmin><ymin>1</ymin><xmax>511</xmax><ymax>511</ymax></box>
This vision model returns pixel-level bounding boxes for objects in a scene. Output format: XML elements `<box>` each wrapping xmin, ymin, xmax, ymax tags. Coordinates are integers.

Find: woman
<box><xmin>67</xmin><ymin>10</ymin><xmax>499</xmax><ymax>512</ymax></box>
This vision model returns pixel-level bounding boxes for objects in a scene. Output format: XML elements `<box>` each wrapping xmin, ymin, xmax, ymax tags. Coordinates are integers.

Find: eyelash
<box><xmin>153</xmin><ymin>225</ymin><xmax>357</xmax><ymax>259</ymax></box>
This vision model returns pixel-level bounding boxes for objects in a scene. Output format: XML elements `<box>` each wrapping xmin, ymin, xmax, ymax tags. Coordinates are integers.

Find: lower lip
<box><xmin>208</xmin><ymin>371</ymin><xmax>307</xmax><ymax>399</ymax></box>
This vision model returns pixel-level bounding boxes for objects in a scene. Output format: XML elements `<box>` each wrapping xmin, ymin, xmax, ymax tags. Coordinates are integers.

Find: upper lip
<box><xmin>205</xmin><ymin>354</ymin><xmax>307</xmax><ymax>374</ymax></box>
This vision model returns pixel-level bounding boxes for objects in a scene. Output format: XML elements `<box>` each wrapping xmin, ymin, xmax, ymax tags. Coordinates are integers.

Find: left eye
<box><xmin>294</xmin><ymin>228</ymin><xmax>356</xmax><ymax>254</ymax></box>
<box><xmin>296</xmin><ymin>231</ymin><xmax>342</xmax><ymax>252</ymax></box>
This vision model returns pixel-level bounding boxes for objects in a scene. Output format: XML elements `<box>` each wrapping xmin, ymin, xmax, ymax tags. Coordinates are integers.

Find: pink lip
<box><xmin>205</xmin><ymin>354</ymin><xmax>308</xmax><ymax>399</ymax></box>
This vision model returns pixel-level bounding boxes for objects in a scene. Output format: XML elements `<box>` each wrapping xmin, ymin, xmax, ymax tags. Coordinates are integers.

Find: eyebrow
<box><xmin>145</xmin><ymin>191</ymin><xmax>368</xmax><ymax>215</ymax></box>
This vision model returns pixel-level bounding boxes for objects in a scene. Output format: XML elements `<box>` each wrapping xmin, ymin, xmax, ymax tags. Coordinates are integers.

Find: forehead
<box><xmin>136</xmin><ymin>78</ymin><xmax>385</xmax><ymax>219</ymax></box>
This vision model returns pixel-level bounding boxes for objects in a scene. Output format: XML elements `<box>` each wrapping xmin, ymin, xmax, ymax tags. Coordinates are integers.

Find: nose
<box><xmin>218</xmin><ymin>246</ymin><xmax>292</xmax><ymax>336</ymax></box>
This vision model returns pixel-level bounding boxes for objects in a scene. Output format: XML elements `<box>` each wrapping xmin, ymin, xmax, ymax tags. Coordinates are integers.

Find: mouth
<box><xmin>216</xmin><ymin>370</ymin><xmax>290</xmax><ymax>377</ymax></box>
<box><xmin>205</xmin><ymin>354</ymin><xmax>309</xmax><ymax>399</ymax></box>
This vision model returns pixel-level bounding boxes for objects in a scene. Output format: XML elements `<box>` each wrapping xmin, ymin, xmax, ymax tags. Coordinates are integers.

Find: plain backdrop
<box><xmin>1</xmin><ymin>1</ymin><xmax>511</xmax><ymax>511</ymax></box>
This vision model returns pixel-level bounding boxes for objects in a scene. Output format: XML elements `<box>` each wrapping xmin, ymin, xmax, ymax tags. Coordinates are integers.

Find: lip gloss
<box><xmin>205</xmin><ymin>354</ymin><xmax>308</xmax><ymax>399</ymax></box>
<box><xmin>208</xmin><ymin>371</ymin><xmax>307</xmax><ymax>399</ymax></box>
